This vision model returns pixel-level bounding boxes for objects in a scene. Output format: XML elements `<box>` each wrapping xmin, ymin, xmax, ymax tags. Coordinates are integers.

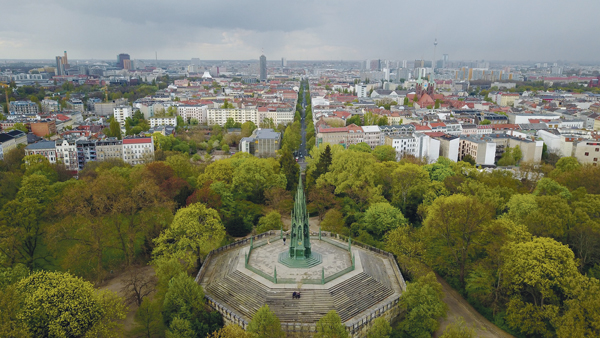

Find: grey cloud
<box><xmin>0</xmin><ymin>0</ymin><xmax>599</xmax><ymax>61</ymax></box>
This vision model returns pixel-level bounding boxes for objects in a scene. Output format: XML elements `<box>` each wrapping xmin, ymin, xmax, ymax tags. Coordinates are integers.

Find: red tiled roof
<box><xmin>318</xmin><ymin>127</ymin><xmax>348</xmax><ymax>133</ymax></box>
<box><xmin>123</xmin><ymin>138</ymin><xmax>152</xmax><ymax>144</ymax></box>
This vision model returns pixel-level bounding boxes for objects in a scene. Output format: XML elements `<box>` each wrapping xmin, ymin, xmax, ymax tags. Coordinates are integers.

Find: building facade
<box><xmin>55</xmin><ymin>139</ymin><xmax>78</xmax><ymax>171</ymax></box>
<box><xmin>207</xmin><ymin>108</ymin><xmax>258</xmax><ymax>126</ymax></box>
<box><xmin>123</xmin><ymin>137</ymin><xmax>154</xmax><ymax>165</ymax></box>
<box><xmin>114</xmin><ymin>106</ymin><xmax>133</xmax><ymax>126</ymax></box>
<box><xmin>259</xmin><ymin>55</ymin><xmax>267</xmax><ymax>81</ymax></box>
<box><xmin>9</xmin><ymin>101</ymin><xmax>39</xmax><ymax>115</ymax></box>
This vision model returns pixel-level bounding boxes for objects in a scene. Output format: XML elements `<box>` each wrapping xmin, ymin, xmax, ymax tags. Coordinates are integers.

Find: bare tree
<box><xmin>121</xmin><ymin>266</ymin><xmax>157</xmax><ymax>306</ymax></box>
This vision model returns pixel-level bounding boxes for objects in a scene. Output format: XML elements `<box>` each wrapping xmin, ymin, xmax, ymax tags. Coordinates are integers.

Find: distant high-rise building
<box><xmin>55</xmin><ymin>56</ymin><xmax>65</xmax><ymax>76</ymax></box>
<box><xmin>401</xmin><ymin>60</ymin><xmax>407</xmax><ymax>68</ymax></box>
<box><xmin>443</xmin><ymin>54</ymin><xmax>449</xmax><ymax>68</ymax></box>
<box><xmin>62</xmin><ymin>51</ymin><xmax>68</xmax><ymax>65</ymax></box>
<box><xmin>123</xmin><ymin>59</ymin><xmax>132</xmax><ymax>70</ymax></box>
<box><xmin>117</xmin><ymin>53</ymin><xmax>130</xmax><ymax>69</ymax></box>
<box><xmin>282</xmin><ymin>57</ymin><xmax>287</xmax><ymax>67</ymax></box>
<box><xmin>260</xmin><ymin>54</ymin><xmax>267</xmax><ymax>81</ymax></box>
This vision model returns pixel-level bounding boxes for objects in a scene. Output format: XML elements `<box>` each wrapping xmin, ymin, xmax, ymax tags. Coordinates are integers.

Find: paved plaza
<box><xmin>248</xmin><ymin>239</ymin><xmax>352</xmax><ymax>281</ymax></box>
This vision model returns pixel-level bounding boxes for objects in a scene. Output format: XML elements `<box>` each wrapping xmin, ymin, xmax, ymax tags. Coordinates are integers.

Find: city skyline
<box><xmin>1</xmin><ymin>0</ymin><xmax>600</xmax><ymax>62</ymax></box>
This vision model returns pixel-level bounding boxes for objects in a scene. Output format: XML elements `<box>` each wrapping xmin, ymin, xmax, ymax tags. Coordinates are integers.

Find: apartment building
<box><xmin>113</xmin><ymin>106</ymin><xmax>133</xmax><ymax>126</ymax></box>
<box><xmin>572</xmin><ymin>140</ymin><xmax>600</xmax><ymax>165</ymax></box>
<box><xmin>177</xmin><ymin>104</ymin><xmax>208</xmax><ymax>124</ymax></box>
<box><xmin>384</xmin><ymin>132</ymin><xmax>439</xmax><ymax>162</ymax></box>
<box><xmin>459</xmin><ymin>136</ymin><xmax>497</xmax><ymax>166</ymax></box>
<box><xmin>207</xmin><ymin>108</ymin><xmax>258</xmax><ymax>126</ymax></box>
<box><xmin>0</xmin><ymin>130</ymin><xmax>27</xmax><ymax>160</ymax></box>
<box><xmin>25</xmin><ymin>140</ymin><xmax>57</xmax><ymax>163</ymax></box>
<box><xmin>362</xmin><ymin>125</ymin><xmax>382</xmax><ymax>149</ymax></box>
<box><xmin>41</xmin><ymin>99</ymin><xmax>60</xmax><ymax>113</ymax></box>
<box><xmin>30</xmin><ymin>120</ymin><xmax>57</xmax><ymax>137</ymax></box>
<box><xmin>9</xmin><ymin>101</ymin><xmax>38</xmax><ymax>114</ymax></box>
<box><xmin>149</xmin><ymin>117</ymin><xmax>177</xmax><ymax>128</ymax></box>
<box><xmin>96</xmin><ymin>138</ymin><xmax>123</xmax><ymax>162</ymax></box>
<box><xmin>239</xmin><ymin>129</ymin><xmax>281</xmax><ymax>158</ymax></box>
<box><xmin>123</xmin><ymin>137</ymin><xmax>154</xmax><ymax>165</ymax></box>
<box><xmin>55</xmin><ymin>139</ymin><xmax>78</xmax><ymax>171</ymax></box>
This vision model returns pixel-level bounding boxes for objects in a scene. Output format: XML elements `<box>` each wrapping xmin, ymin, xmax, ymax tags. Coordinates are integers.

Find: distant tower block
<box><xmin>260</xmin><ymin>54</ymin><xmax>267</xmax><ymax>81</ymax></box>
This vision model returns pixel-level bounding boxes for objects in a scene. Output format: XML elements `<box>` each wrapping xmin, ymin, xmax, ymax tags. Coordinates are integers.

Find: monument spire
<box><xmin>289</xmin><ymin>175</ymin><xmax>311</xmax><ymax>259</ymax></box>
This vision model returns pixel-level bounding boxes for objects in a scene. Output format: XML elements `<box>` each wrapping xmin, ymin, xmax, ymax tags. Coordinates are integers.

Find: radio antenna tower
<box><xmin>432</xmin><ymin>38</ymin><xmax>438</xmax><ymax>84</ymax></box>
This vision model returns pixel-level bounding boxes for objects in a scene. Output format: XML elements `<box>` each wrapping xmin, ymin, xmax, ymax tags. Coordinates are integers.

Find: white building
<box><xmin>384</xmin><ymin>132</ymin><xmax>439</xmax><ymax>163</ymax></box>
<box><xmin>113</xmin><ymin>105</ymin><xmax>133</xmax><ymax>126</ymax></box>
<box><xmin>149</xmin><ymin>117</ymin><xmax>177</xmax><ymax>128</ymax></box>
<box><xmin>207</xmin><ymin>108</ymin><xmax>258</xmax><ymax>126</ymax></box>
<box><xmin>355</xmin><ymin>84</ymin><xmax>368</xmax><ymax>98</ymax></box>
<box><xmin>41</xmin><ymin>99</ymin><xmax>60</xmax><ymax>113</ymax></box>
<box><xmin>55</xmin><ymin>139</ymin><xmax>78</xmax><ymax>171</ymax></box>
<box><xmin>122</xmin><ymin>137</ymin><xmax>154</xmax><ymax>165</ymax></box>
<box><xmin>177</xmin><ymin>104</ymin><xmax>208</xmax><ymax>124</ymax></box>
<box><xmin>362</xmin><ymin>125</ymin><xmax>382</xmax><ymax>149</ymax></box>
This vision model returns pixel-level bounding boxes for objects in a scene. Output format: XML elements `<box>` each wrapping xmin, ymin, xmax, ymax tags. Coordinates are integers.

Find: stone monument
<box><xmin>196</xmin><ymin>176</ymin><xmax>407</xmax><ymax>337</ymax></box>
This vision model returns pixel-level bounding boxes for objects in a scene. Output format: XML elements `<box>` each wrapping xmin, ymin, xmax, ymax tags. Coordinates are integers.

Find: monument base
<box><xmin>278</xmin><ymin>251</ymin><xmax>322</xmax><ymax>268</ymax></box>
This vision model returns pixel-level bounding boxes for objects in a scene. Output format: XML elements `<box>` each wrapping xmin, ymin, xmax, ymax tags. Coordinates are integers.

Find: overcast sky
<box><xmin>1</xmin><ymin>0</ymin><xmax>599</xmax><ymax>62</ymax></box>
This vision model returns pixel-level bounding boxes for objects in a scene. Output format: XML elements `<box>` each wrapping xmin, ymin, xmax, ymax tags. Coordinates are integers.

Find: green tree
<box><xmin>461</xmin><ymin>154</ymin><xmax>476</xmax><ymax>166</ymax></box>
<box><xmin>105</xmin><ymin>118</ymin><xmax>122</xmax><ymax>139</ymax></box>
<box><xmin>241</xmin><ymin>121</ymin><xmax>257</xmax><ymax>137</ymax></box>
<box><xmin>553</xmin><ymin>277</ymin><xmax>600</xmax><ymax>338</ymax></box>
<box><xmin>246</xmin><ymin>305</ymin><xmax>285</xmax><ymax>338</ymax></box>
<box><xmin>314</xmin><ymin>145</ymin><xmax>333</xmax><ymax>180</ymax></box>
<box><xmin>372</xmin><ymin>145</ymin><xmax>396</xmax><ymax>162</ymax></box>
<box><xmin>256</xmin><ymin>211</ymin><xmax>283</xmax><ymax>234</ymax></box>
<box><xmin>153</xmin><ymin>203</ymin><xmax>225</xmax><ymax>268</ymax></box>
<box><xmin>424</xmin><ymin>157</ymin><xmax>456</xmax><ymax>182</ymax></box>
<box><xmin>423</xmin><ymin>195</ymin><xmax>493</xmax><ymax>287</ymax></box>
<box><xmin>512</xmin><ymin>145</ymin><xmax>523</xmax><ymax>164</ymax></box>
<box><xmin>166</xmin><ymin>317</ymin><xmax>195</xmax><ymax>338</ymax></box>
<box><xmin>17</xmin><ymin>271</ymin><xmax>126</xmax><ymax>338</ymax></box>
<box><xmin>232</xmin><ymin>157</ymin><xmax>286</xmax><ymax>203</ymax></box>
<box><xmin>533</xmin><ymin>178</ymin><xmax>572</xmax><ymax>200</ymax></box>
<box><xmin>347</xmin><ymin>142</ymin><xmax>372</xmax><ymax>153</ymax></box>
<box><xmin>132</xmin><ymin>298</ymin><xmax>164</xmax><ymax>338</ymax></box>
<box><xmin>315</xmin><ymin>310</ymin><xmax>348</xmax><ymax>338</ymax></box>
<box><xmin>360</xmin><ymin>202</ymin><xmax>407</xmax><ymax>241</ymax></box>
<box><xmin>502</xmin><ymin>237</ymin><xmax>583</xmax><ymax>337</ymax></box>
<box><xmin>320</xmin><ymin>209</ymin><xmax>346</xmax><ymax>234</ymax></box>
<box><xmin>208</xmin><ymin>324</ymin><xmax>250</xmax><ymax>338</ymax></box>
<box><xmin>280</xmin><ymin>150</ymin><xmax>299</xmax><ymax>192</ymax></box>
<box><xmin>403</xmin><ymin>97</ymin><xmax>409</xmax><ymax>105</ymax></box>
<box><xmin>439</xmin><ymin>317</ymin><xmax>475</xmax><ymax>338</ymax></box>
<box><xmin>392</xmin><ymin>163</ymin><xmax>430</xmax><ymax>212</ymax></box>
<box><xmin>397</xmin><ymin>272</ymin><xmax>447</xmax><ymax>338</ymax></box>
<box><xmin>480</xmin><ymin>119</ymin><xmax>491</xmax><ymax>125</ymax></box>
<box><xmin>0</xmin><ymin>284</ymin><xmax>30</xmax><ymax>337</ymax></box>
<box><xmin>318</xmin><ymin>150</ymin><xmax>377</xmax><ymax>196</ymax></box>
<box><xmin>163</xmin><ymin>272</ymin><xmax>222</xmax><ymax>337</ymax></box>
<box><xmin>367</xmin><ymin>317</ymin><xmax>392</xmax><ymax>338</ymax></box>
<box><xmin>551</xmin><ymin>157</ymin><xmax>581</xmax><ymax>177</ymax></box>
<box><xmin>7</xmin><ymin>123</ymin><xmax>28</xmax><ymax>133</ymax></box>
<box><xmin>346</xmin><ymin>115</ymin><xmax>362</xmax><ymax>126</ymax></box>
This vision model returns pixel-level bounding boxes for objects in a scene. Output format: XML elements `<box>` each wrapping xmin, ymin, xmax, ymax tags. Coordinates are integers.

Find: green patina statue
<box><xmin>289</xmin><ymin>175</ymin><xmax>311</xmax><ymax>259</ymax></box>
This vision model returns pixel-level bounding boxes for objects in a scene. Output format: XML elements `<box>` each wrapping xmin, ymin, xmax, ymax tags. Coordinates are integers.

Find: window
<box><xmin>595</xmin><ymin>158</ymin><xmax>598</xmax><ymax>162</ymax></box>
<box><xmin>585</xmin><ymin>152</ymin><xmax>590</xmax><ymax>156</ymax></box>
<box><xmin>596</xmin><ymin>148</ymin><xmax>599</xmax><ymax>152</ymax></box>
